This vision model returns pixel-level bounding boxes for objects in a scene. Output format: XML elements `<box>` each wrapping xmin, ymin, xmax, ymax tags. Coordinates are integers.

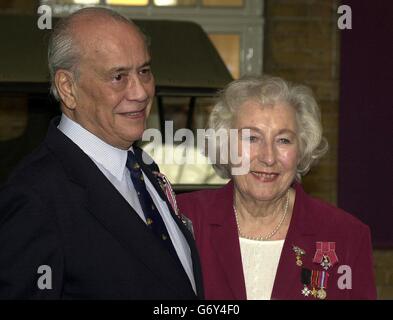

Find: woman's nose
<box><xmin>257</xmin><ymin>142</ymin><xmax>276</xmax><ymax>166</ymax></box>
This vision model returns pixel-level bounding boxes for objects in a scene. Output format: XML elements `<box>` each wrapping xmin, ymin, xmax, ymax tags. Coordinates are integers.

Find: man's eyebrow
<box><xmin>139</xmin><ymin>60</ymin><xmax>152</xmax><ymax>68</ymax></box>
<box><xmin>108</xmin><ymin>61</ymin><xmax>151</xmax><ymax>73</ymax></box>
<box><xmin>108</xmin><ymin>66</ymin><xmax>132</xmax><ymax>74</ymax></box>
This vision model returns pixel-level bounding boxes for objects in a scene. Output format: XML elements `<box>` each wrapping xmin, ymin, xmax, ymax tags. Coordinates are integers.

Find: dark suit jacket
<box><xmin>177</xmin><ymin>181</ymin><xmax>377</xmax><ymax>300</ymax></box>
<box><xmin>0</xmin><ymin>118</ymin><xmax>203</xmax><ymax>299</ymax></box>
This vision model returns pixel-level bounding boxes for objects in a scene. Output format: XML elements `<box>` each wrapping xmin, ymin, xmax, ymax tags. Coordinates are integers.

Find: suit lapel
<box><xmin>209</xmin><ymin>182</ymin><xmax>247</xmax><ymax>300</ymax></box>
<box><xmin>45</xmin><ymin>119</ymin><xmax>195</xmax><ymax>298</ymax></box>
<box><xmin>84</xmin><ymin>169</ymin><xmax>195</xmax><ymax>297</ymax></box>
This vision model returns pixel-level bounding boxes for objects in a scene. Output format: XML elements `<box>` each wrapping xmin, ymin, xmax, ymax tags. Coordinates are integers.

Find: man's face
<box><xmin>69</xmin><ymin>20</ymin><xmax>155</xmax><ymax>149</ymax></box>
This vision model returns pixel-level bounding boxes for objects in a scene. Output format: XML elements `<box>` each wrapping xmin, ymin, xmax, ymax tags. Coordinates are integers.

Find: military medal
<box><xmin>153</xmin><ymin>171</ymin><xmax>195</xmax><ymax>237</ymax></box>
<box><xmin>317</xmin><ymin>288</ymin><xmax>327</xmax><ymax>300</ymax></box>
<box><xmin>321</xmin><ymin>255</ymin><xmax>332</xmax><ymax>270</ymax></box>
<box><xmin>313</xmin><ymin>242</ymin><xmax>339</xmax><ymax>270</ymax></box>
<box><xmin>318</xmin><ymin>270</ymin><xmax>329</xmax><ymax>300</ymax></box>
<box><xmin>311</xmin><ymin>270</ymin><xmax>329</xmax><ymax>300</ymax></box>
<box><xmin>300</xmin><ymin>267</ymin><xmax>312</xmax><ymax>297</ymax></box>
<box><xmin>153</xmin><ymin>171</ymin><xmax>180</xmax><ymax>216</ymax></box>
<box><xmin>293</xmin><ymin>244</ymin><xmax>330</xmax><ymax>299</ymax></box>
<box><xmin>293</xmin><ymin>245</ymin><xmax>306</xmax><ymax>266</ymax></box>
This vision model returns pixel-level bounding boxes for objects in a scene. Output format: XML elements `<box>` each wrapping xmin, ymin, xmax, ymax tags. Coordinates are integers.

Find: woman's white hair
<box><xmin>207</xmin><ymin>75</ymin><xmax>328</xmax><ymax>181</ymax></box>
<box><xmin>47</xmin><ymin>7</ymin><xmax>147</xmax><ymax>101</ymax></box>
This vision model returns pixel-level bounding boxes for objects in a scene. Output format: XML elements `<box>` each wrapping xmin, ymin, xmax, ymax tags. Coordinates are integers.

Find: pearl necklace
<box><xmin>233</xmin><ymin>190</ymin><xmax>290</xmax><ymax>241</ymax></box>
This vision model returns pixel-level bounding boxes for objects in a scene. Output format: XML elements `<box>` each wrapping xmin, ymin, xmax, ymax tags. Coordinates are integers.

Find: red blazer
<box><xmin>177</xmin><ymin>181</ymin><xmax>377</xmax><ymax>300</ymax></box>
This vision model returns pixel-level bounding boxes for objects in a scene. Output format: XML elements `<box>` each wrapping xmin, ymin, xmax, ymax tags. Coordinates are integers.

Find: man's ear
<box><xmin>55</xmin><ymin>70</ymin><xmax>78</xmax><ymax>110</ymax></box>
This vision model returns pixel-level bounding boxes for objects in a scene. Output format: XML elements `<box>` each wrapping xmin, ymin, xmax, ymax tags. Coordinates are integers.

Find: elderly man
<box><xmin>0</xmin><ymin>7</ymin><xmax>203</xmax><ymax>299</ymax></box>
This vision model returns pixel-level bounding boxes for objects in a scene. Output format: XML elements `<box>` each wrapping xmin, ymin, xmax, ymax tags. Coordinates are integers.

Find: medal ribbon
<box><xmin>318</xmin><ymin>271</ymin><xmax>329</xmax><ymax>289</ymax></box>
<box><xmin>311</xmin><ymin>270</ymin><xmax>319</xmax><ymax>289</ymax></box>
<box><xmin>301</xmin><ymin>268</ymin><xmax>312</xmax><ymax>286</ymax></box>
<box><xmin>153</xmin><ymin>171</ymin><xmax>180</xmax><ymax>217</ymax></box>
<box><xmin>312</xmin><ymin>242</ymin><xmax>339</xmax><ymax>265</ymax></box>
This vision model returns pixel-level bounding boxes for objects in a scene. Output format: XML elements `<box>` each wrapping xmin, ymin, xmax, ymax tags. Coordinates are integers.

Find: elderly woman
<box><xmin>177</xmin><ymin>76</ymin><xmax>376</xmax><ymax>300</ymax></box>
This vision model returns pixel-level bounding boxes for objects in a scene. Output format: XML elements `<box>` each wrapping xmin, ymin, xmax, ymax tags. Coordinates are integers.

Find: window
<box><xmin>43</xmin><ymin>0</ymin><xmax>263</xmax><ymax>79</ymax></box>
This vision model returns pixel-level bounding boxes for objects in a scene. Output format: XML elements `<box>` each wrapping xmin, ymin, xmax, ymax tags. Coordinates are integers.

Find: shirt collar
<box><xmin>58</xmin><ymin>113</ymin><xmax>130</xmax><ymax>182</ymax></box>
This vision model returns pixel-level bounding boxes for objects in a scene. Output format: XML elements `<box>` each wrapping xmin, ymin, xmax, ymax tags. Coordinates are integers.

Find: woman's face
<box><xmin>232</xmin><ymin>100</ymin><xmax>300</xmax><ymax>202</ymax></box>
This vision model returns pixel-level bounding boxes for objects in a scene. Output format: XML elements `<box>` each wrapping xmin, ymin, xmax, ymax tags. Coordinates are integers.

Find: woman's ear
<box><xmin>55</xmin><ymin>70</ymin><xmax>77</xmax><ymax>110</ymax></box>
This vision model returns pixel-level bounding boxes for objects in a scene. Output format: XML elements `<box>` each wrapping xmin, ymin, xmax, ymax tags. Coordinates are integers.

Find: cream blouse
<box><xmin>239</xmin><ymin>237</ymin><xmax>284</xmax><ymax>300</ymax></box>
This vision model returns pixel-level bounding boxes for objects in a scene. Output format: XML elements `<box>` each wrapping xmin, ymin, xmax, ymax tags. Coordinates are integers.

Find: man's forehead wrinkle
<box><xmin>73</xmin><ymin>28</ymin><xmax>121</xmax><ymax>63</ymax></box>
<box><xmin>65</xmin><ymin>10</ymin><xmax>143</xmax><ymax>49</ymax></box>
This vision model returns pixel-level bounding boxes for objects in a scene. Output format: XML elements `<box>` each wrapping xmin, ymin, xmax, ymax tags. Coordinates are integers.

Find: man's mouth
<box><xmin>119</xmin><ymin>107</ymin><xmax>146</xmax><ymax>119</ymax></box>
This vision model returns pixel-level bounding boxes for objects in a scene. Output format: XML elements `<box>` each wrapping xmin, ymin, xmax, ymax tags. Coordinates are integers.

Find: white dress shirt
<box><xmin>58</xmin><ymin>114</ymin><xmax>196</xmax><ymax>293</ymax></box>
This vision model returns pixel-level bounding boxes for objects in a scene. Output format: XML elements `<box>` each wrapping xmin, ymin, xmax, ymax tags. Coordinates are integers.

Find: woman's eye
<box><xmin>247</xmin><ymin>136</ymin><xmax>258</xmax><ymax>143</ymax></box>
<box><xmin>278</xmin><ymin>138</ymin><xmax>291</xmax><ymax>144</ymax></box>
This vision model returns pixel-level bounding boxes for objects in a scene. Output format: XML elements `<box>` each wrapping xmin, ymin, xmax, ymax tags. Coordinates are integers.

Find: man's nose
<box><xmin>258</xmin><ymin>141</ymin><xmax>276</xmax><ymax>166</ymax></box>
<box><xmin>126</xmin><ymin>75</ymin><xmax>149</xmax><ymax>102</ymax></box>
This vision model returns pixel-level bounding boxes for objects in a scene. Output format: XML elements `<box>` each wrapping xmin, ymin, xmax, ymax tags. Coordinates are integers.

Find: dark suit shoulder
<box><xmin>0</xmin><ymin>141</ymin><xmax>67</xmax><ymax>223</ymax></box>
<box><xmin>6</xmin><ymin>143</ymin><xmax>65</xmax><ymax>192</ymax></box>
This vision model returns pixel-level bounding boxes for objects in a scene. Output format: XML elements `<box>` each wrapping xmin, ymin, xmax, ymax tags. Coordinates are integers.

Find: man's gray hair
<box><xmin>48</xmin><ymin>7</ymin><xmax>147</xmax><ymax>101</ymax></box>
<box><xmin>207</xmin><ymin>75</ymin><xmax>329</xmax><ymax>181</ymax></box>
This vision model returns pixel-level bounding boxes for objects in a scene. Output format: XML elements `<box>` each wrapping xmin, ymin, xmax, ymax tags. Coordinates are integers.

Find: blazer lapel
<box><xmin>271</xmin><ymin>183</ymin><xmax>317</xmax><ymax>300</ymax></box>
<box><xmin>45</xmin><ymin>120</ymin><xmax>195</xmax><ymax>298</ymax></box>
<box><xmin>209</xmin><ymin>182</ymin><xmax>247</xmax><ymax>300</ymax></box>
